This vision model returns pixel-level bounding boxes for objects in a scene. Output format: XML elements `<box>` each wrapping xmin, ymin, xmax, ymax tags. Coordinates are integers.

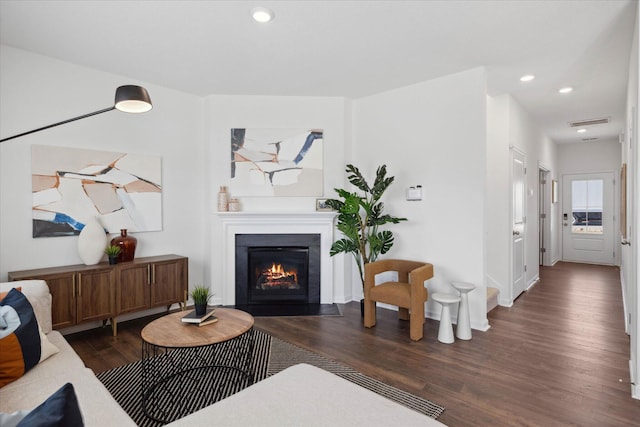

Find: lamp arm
<box><xmin>0</xmin><ymin>106</ymin><xmax>115</xmax><ymax>143</ymax></box>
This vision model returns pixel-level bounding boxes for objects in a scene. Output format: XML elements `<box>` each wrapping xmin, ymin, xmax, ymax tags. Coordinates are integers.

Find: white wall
<box><xmin>535</xmin><ymin>126</ymin><xmax>560</xmax><ymax>267</ymax></box>
<box><xmin>486</xmin><ymin>93</ymin><xmax>558</xmax><ymax>305</ymax></box>
<box><xmin>557</xmin><ymin>140</ymin><xmax>622</xmax><ymax>174</ymax></box>
<box><xmin>204</xmin><ymin>95</ymin><xmax>351</xmax><ymax>304</ymax></box>
<box><xmin>353</xmin><ymin>68</ymin><xmax>489</xmax><ymax>331</ymax></box>
<box><xmin>0</xmin><ymin>47</ymin><xmax>206</xmax><ymax>292</ymax></box>
<box><xmin>486</xmin><ymin>95</ymin><xmax>510</xmax><ymax>302</ymax></box>
<box><xmin>508</xmin><ymin>96</ymin><xmax>557</xmax><ymax>292</ymax></box>
<box><xmin>622</xmin><ymin>4</ymin><xmax>639</xmax><ymax>400</ymax></box>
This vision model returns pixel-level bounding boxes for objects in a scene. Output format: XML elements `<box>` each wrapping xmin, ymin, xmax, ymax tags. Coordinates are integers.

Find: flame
<box><xmin>264</xmin><ymin>263</ymin><xmax>297</xmax><ymax>282</ymax></box>
<box><xmin>270</xmin><ymin>263</ymin><xmax>284</xmax><ymax>275</ymax></box>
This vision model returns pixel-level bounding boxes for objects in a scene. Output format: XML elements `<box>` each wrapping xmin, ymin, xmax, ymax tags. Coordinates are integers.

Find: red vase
<box><xmin>111</xmin><ymin>229</ymin><xmax>137</xmax><ymax>262</ymax></box>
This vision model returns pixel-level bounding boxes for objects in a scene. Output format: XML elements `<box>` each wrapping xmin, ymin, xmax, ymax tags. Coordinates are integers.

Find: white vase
<box><xmin>77</xmin><ymin>217</ymin><xmax>107</xmax><ymax>265</ymax></box>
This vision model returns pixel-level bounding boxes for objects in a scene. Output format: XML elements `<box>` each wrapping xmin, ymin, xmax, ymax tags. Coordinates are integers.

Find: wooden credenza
<box><xmin>8</xmin><ymin>254</ymin><xmax>188</xmax><ymax>336</ymax></box>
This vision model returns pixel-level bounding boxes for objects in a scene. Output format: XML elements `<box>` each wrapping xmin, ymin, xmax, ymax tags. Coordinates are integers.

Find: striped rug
<box><xmin>97</xmin><ymin>329</ymin><xmax>445</xmax><ymax>426</ymax></box>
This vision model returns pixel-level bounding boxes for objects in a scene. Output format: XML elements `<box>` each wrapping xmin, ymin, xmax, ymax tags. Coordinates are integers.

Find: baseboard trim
<box><xmin>498</xmin><ymin>297</ymin><xmax>513</xmax><ymax>307</ymax></box>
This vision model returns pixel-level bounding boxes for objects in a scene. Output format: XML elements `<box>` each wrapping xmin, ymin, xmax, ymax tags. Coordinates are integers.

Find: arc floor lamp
<box><xmin>0</xmin><ymin>85</ymin><xmax>152</xmax><ymax>143</ymax></box>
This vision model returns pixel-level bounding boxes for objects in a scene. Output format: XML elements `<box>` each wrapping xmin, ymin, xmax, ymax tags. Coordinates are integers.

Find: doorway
<box><xmin>511</xmin><ymin>148</ymin><xmax>526</xmax><ymax>300</ymax></box>
<box><xmin>561</xmin><ymin>172</ymin><xmax>616</xmax><ymax>265</ymax></box>
<box><xmin>539</xmin><ymin>167</ymin><xmax>550</xmax><ymax>266</ymax></box>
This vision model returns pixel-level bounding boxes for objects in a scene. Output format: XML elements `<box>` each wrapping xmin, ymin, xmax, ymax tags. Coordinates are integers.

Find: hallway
<box><xmin>486</xmin><ymin>261</ymin><xmax>635</xmax><ymax>425</ymax></box>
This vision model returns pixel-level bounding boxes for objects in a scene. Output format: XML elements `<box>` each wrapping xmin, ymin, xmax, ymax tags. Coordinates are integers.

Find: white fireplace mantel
<box><xmin>217</xmin><ymin>211</ymin><xmax>337</xmax><ymax>305</ymax></box>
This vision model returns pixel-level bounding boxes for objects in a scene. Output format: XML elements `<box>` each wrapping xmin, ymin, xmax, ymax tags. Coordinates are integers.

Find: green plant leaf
<box><xmin>377</xmin><ymin>230</ymin><xmax>395</xmax><ymax>254</ymax></box>
<box><xmin>372</xmin><ymin>166</ymin><xmax>395</xmax><ymax>200</ymax></box>
<box><xmin>330</xmin><ymin>239</ymin><xmax>359</xmax><ymax>256</ymax></box>
<box><xmin>105</xmin><ymin>245</ymin><xmax>121</xmax><ymax>256</ymax></box>
<box><xmin>346</xmin><ymin>164</ymin><xmax>371</xmax><ymax>193</ymax></box>
<box><xmin>324</xmin><ymin>198</ymin><xmax>343</xmax><ymax>211</ymax></box>
<box><xmin>190</xmin><ymin>285</ymin><xmax>211</xmax><ymax>305</ymax></box>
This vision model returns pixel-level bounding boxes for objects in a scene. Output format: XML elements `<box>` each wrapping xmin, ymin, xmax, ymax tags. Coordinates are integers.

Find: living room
<box><xmin>1</xmin><ymin>1</ymin><xmax>639</xmax><ymax>425</ymax></box>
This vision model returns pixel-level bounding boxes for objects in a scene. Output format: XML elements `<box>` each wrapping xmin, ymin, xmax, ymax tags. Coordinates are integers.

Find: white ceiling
<box><xmin>0</xmin><ymin>0</ymin><xmax>636</xmax><ymax>144</ymax></box>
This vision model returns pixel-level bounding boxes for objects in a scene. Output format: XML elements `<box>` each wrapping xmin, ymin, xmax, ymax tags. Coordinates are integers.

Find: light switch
<box><xmin>406</xmin><ymin>185</ymin><xmax>422</xmax><ymax>201</ymax></box>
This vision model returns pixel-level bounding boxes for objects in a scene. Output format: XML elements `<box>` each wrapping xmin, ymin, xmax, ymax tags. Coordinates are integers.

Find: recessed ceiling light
<box><xmin>577</xmin><ymin>129</ymin><xmax>587</xmax><ymax>133</ymax></box>
<box><xmin>520</xmin><ymin>75</ymin><xmax>535</xmax><ymax>82</ymax></box>
<box><xmin>559</xmin><ymin>87</ymin><xmax>573</xmax><ymax>94</ymax></box>
<box><xmin>251</xmin><ymin>7</ymin><xmax>275</xmax><ymax>23</ymax></box>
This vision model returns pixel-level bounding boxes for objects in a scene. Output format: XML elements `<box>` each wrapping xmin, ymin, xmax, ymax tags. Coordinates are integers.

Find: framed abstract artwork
<box><xmin>31</xmin><ymin>145</ymin><xmax>162</xmax><ymax>237</ymax></box>
<box><xmin>230</xmin><ymin>128</ymin><xmax>323</xmax><ymax>196</ymax></box>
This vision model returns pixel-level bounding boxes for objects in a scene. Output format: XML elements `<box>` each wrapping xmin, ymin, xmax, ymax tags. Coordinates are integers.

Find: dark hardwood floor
<box><xmin>67</xmin><ymin>262</ymin><xmax>639</xmax><ymax>426</ymax></box>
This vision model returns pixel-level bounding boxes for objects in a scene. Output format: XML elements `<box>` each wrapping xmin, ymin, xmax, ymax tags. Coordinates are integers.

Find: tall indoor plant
<box><xmin>326</xmin><ymin>164</ymin><xmax>407</xmax><ymax>289</ymax></box>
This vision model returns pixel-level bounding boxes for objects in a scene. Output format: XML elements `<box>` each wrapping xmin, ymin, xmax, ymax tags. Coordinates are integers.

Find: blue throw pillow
<box><xmin>0</xmin><ymin>289</ymin><xmax>41</xmax><ymax>386</ymax></box>
<box><xmin>17</xmin><ymin>383</ymin><xmax>84</xmax><ymax>427</ymax></box>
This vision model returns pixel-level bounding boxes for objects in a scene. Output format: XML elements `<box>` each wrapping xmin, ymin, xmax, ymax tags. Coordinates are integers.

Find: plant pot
<box><xmin>108</xmin><ymin>256</ymin><xmax>118</xmax><ymax>265</ymax></box>
<box><xmin>195</xmin><ymin>303</ymin><xmax>207</xmax><ymax>316</ymax></box>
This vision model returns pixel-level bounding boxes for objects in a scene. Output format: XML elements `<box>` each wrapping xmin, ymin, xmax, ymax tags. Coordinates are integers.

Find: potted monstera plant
<box><xmin>325</xmin><ymin>164</ymin><xmax>407</xmax><ymax>291</ymax></box>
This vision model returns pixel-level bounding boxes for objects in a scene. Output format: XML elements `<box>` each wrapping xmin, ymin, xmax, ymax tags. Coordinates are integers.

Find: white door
<box><xmin>511</xmin><ymin>149</ymin><xmax>526</xmax><ymax>299</ymax></box>
<box><xmin>562</xmin><ymin>172</ymin><xmax>615</xmax><ymax>265</ymax></box>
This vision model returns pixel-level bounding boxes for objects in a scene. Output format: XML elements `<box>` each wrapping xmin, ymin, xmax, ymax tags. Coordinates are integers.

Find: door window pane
<box><xmin>513</xmin><ymin>160</ymin><xmax>525</xmax><ymax>224</ymax></box>
<box><xmin>571</xmin><ymin>179</ymin><xmax>603</xmax><ymax>234</ymax></box>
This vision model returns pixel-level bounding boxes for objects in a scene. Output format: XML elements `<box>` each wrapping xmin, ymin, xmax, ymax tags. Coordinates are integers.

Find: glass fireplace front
<box><xmin>248</xmin><ymin>247</ymin><xmax>308</xmax><ymax>303</ymax></box>
<box><xmin>235</xmin><ymin>233</ymin><xmax>321</xmax><ymax>306</ymax></box>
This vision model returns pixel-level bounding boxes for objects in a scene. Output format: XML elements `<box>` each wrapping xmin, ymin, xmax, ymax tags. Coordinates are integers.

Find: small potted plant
<box><xmin>105</xmin><ymin>245</ymin><xmax>121</xmax><ymax>265</ymax></box>
<box><xmin>190</xmin><ymin>285</ymin><xmax>212</xmax><ymax>316</ymax></box>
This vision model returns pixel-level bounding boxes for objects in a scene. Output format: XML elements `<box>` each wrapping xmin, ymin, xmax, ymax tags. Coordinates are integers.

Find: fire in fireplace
<box><xmin>248</xmin><ymin>247</ymin><xmax>308</xmax><ymax>303</ymax></box>
<box><xmin>236</xmin><ymin>234</ymin><xmax>320</xmax><ymax>306</ymax></box>
<box><xmin>257</xmin><ymin>262</ymin><xmax>300</xmax><ymax>290</ymax></box>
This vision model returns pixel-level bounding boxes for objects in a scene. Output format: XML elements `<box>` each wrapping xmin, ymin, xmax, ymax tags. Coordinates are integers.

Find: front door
<box><xmin>562</xmin><ymin>172</ymin><xmax>615</xmax><ymax>265</ymax></box>
<box><xmin>511</xmin><ymin>149</ymin><xmax>526</xmax><ymax>299</ymax></box>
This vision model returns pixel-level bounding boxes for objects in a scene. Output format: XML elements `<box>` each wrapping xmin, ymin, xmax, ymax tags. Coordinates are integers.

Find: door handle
<box><xmin>512</xmin><ymin>230</ymin><xmax>520</xmax><ymax>236</ymax></box>
<box><xmin>621</xmin><ymin>239</ymin><xmax>631</xmax><ymax>246</ymax></box>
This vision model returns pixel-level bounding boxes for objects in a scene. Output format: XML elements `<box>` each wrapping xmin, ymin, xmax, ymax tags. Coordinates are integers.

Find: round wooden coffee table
<box><xmin>141</xmin><ymin>308</ymin><xmax>255</xmax><ymax>423</ymax></box>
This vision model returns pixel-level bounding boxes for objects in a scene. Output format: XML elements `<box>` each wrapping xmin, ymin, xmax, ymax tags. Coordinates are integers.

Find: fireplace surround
<box><xmin>218</xmin><ymin>212</ymin><xmax>337</xmax><ymax>306</ymax></box>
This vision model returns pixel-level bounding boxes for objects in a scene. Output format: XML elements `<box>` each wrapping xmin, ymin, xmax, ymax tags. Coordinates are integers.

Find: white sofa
<box><xmin>1</xmin><ymin>280</ymin><xmax>446</xmax><ymax>426</ymax></box>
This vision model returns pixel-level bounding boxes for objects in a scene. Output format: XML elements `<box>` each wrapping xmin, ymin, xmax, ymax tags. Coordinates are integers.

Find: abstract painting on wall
<box><xmin>230</xmin><ymin>128</ymin><xmax>323</xmax><ymax>196</ymax></box>
<box><xmin>31</xmin><ymin>145</ymin><xmax>162</xmax><ymax>237</ymax></box>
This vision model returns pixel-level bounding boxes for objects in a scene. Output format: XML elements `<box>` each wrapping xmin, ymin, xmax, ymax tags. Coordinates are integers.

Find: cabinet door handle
<box><xmin>77</xmin><ymin>273</ymin><xmax>82</xmax><ymax>297</ymax></box>
<box><xmin>72</xmin><ymin>274</ymin><xmax>76</xmax><ymax>299</ymax></box>
<box><xmin>152</xmin><ymin>265</ymin><xmax>156</xmax><ymax>284</ymax></box>
<box><xmin>147</xmin><ymin>265</ymin><xmax>151</xmax><ymax>285</ymax></box>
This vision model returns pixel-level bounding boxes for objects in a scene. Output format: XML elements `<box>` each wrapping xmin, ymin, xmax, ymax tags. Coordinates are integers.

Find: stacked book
<box><xmin>181</xmin><ymin>308</ymin><xmax>218</xmax><ymax>327</ymax></box>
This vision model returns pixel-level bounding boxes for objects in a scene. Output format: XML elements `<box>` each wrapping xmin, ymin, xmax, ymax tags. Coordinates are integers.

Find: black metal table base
<box><xmin>142</xmin><ymin>328</ymin><xmax>255</xmax><ymax>424</ymax></box>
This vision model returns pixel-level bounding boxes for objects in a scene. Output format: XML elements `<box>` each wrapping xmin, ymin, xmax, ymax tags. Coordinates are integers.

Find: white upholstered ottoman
<box><xmin>169</xmin><ymin>363</ymin><xmax>447</xmax><ymax>426</ymax></box>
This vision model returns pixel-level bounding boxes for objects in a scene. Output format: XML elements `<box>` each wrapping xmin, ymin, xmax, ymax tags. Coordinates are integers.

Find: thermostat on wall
<box><xmin>406</xmin><ymin>185</ymin><xmax>422</xmax><ymax>201</ymax></box>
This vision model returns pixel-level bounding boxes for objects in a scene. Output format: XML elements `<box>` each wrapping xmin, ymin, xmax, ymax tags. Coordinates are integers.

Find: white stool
<box><xmin>432</xmin><ymin>293</ymin><xmax>461</xmax><ymax>344</ymax></box>
<box><xmin>451</xmin><ymin>281</ymin><xmax>476</xmax><ymax>340</ymax></box>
